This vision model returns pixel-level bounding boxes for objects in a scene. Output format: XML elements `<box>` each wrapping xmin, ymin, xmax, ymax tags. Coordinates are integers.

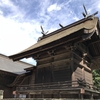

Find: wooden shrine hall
<box><xmin>9</xmin><ymin>13</ymin><xmax>100</xmax><ymax>99</ymax></box>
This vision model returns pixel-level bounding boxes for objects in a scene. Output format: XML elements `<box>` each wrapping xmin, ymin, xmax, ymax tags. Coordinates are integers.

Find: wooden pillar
<box><xmin>26</xmin><ymin>94</ymin><xmax>29</xmax><ymax>98</ymax></box>
<box><xmin>34</xmin><ymin>55</ymin><xmax>39</xmax><ymax>84</ymax></box>
<box><xmin>79</xmin><ymin>93</ymin><xmax>84</xmax><ymax>100</ymax></box>
<box><xmin>28</xmin><ymin>93</ymin><xmax>30</xmax><ymax>98</ymax></box>
<box><xmin>79</xmin><ymin>93</ymin><xmax>81</xmax><ymax>99</ymax></box>
<box><xmin>70</xmin><ymin>51</ymin><xmax>75</xmax><ymax>81</ymax></box>
<box><xmin>80</xmin><ymin>88</ymin><xmax>85</xmax><ymax>100</ymax></box>
<box><xmin>51</xmin><ymin>54</ymin><xmax>54</xmax><ymax>82</ymax></box>
<box><xmin>51</xmin><ymin>63</ymin><xmax>54</xmax><ymax>82</ymax></box>
<box><xmin>41</xmin><ymin>92</ymin><xmax>44</xmax><ymax>98</ymax></box>
<box><xmin>58</xmin><ymin>91</ymin><xmax>61</xmax><ymax>98</ymax></box>
<box><xmin>90</xmin><ymin>93</ymin><xmax>93</xmax><ymax>100</ymax></box>
<box><xmin>16</xmin><ymin>92</ymin><xmax>20</xmax><ymax>98</ymax></box>
<box><xmin>80</xmin><ymin>94</ymin><xmax>84</xmax><ymax>100</ymax></box>
<box><xmin>36</xmin><ymin>66</ymin><xmax>38</xmax><ymax>83</ymax></box>
<box><xmin>82</xmin><ymin>67</ymin><xmax>85</xmax><ymax>80</ymax></box>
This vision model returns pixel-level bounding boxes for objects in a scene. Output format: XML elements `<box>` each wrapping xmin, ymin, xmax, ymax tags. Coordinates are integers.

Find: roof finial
<box><xmin>59</xmin><ymin>23</ymin><xmax>64</xmax><ymax>28</ymax></box>
<box><xmin>82</xmin><ymin>4</ymin><xmax>98</xmax><ymax>18</ymax></box>
<box><xmin>40</xmin><ymin>26</ymin><xmax>49</xmax><ymax>36</ymax></box>
<box><xmin>82</xmin><ymin>4</ymin><xmax>89</xmax><ymax>18</ymax></box>
<box><xmin>38</xmin><ymin>26</ymin><xmax>49</xmax><ymax>41</ymax></box>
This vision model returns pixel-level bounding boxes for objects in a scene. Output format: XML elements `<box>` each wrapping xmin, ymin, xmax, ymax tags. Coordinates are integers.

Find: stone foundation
<box><xmin>2</xmin><ymin>99</ymin><xmax>100</xmax><ymax>100</ymax></box>
<box><xmin>0</xmin><ymin>90</ymin><xmax>3</xmax><ymax>99</ymax></box>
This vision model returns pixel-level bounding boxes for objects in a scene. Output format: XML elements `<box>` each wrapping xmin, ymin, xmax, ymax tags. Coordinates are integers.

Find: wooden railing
<box><xmin>16</xmin><ymin>80</ymin><xmax>98</xmax><ymax>92</ymax></box>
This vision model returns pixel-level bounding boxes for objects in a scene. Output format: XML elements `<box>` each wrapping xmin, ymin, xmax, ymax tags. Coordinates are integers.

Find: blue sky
<box><xmin>0</xmin><ymin>0</ymin><xmax>100</xmax><ymax>64</ymax></box>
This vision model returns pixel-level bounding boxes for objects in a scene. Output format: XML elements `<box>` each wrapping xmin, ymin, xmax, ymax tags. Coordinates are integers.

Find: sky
<box><xmin>0</xmin><ymin>0</ymin><xmax>100</xmax><ymax>65</ymax></box>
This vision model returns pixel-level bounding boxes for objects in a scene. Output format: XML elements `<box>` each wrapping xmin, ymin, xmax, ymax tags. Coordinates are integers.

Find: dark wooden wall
<box><xmin>0</xmin><ymin>72</ymin><xmax>16</xmax><ymax>85</ymax></box>
<box><xmin>35</xmin><ymin>45</ymin><xmax>72</xmax><ymax>84</ymax></box>
<box><xmin>0</xmin><ymin>71</ymin><xmax>16</xmax><ymax>98</ymax></box>
<box><xmin>34</xmin><ymin>42</ymin><xmax>93</xmax><ymax>85</ymax></box>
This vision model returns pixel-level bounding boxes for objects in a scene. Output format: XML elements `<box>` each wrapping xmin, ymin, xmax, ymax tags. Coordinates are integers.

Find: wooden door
<box><xmin>36</xmin><ymin>66</ymin><xmax>52</xmax><ymax>83</ymax></box>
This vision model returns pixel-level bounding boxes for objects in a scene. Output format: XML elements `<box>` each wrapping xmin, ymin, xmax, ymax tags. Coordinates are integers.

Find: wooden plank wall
<box><xmin>29</xmin><ymin>71</ymin><xmax>35</xmax><ymax>84</ymax></box>
<box><xmin>72</xmin><ymin>43</ymin><xmax>93</xmax><ymax>84</ymax></box>
<box><xmin>35</xmin><ymin>42</ymin><xmax>93</xmax><ymax>85</ymax></box>
<box><xmin>84</xmin><ymin>70</ymin><xmax>93</xmax><ymax>84</ymax></box>
<box><xmin>36</xmin><ymin>47</ymin><xmax>72</xmax><ymax>83</ymax></box>
<box><xmin>74</xmin><ymin>67</ymin><xmax>83</xmax><ymax>80</ymax></box>
<box><xmin>0</xmin><ymin>73</ymin><xmax>15</xmax><ymax>85</ymax></box>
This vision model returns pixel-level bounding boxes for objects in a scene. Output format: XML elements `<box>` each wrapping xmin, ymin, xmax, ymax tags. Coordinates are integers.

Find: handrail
<box><xmin>16</xmin><ymin>80</ymin><xmax>98</xmax><ymax>92</ymax></box>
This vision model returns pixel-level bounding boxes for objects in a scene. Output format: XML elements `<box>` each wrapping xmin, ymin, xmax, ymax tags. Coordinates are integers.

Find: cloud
<box><xmin>98</xmin><ymin>3</ymin><xmax>100</xmax><ymax>9</ymax></box>
<box><xmin>82</xmin><ymin>0</ymin><xmax>100</xmax><ymax>17</ymax></box>
<box><xmin>0</xmin><ymin>0</ymin><xmax>82</xmax><ymax>56</ymax></box>
<box><xmin>47</xmin><ymin>3</ymin><xmax>61</xmax><ymax>12</ymax></box>
<box><xmin>38</xmin><ymin>0</ymin><xmax>50</xmax><ymax>17</ymax></box>
<box><xmin>0</xmin><ymin>15</ymin><xmax>41</xmax><ymax>56</ymax></box>
<box><xmin>0</xmin><ymin>10</ymin><xmax>3</xmax><ymax>15</ymax></box>
<box><xmin>0</xmin><ymin>0</ymin><xmax>24</xmax><ymax>20</ymax></box>
<box><xmin>0</xmin><ymin>0</ymin><xmax>100</xmax><ymax>65</ymax></box>
<box><xmin>0</xmin><ymin>0</ymin><xmax>44</xmax><ymax>56</ymax></box>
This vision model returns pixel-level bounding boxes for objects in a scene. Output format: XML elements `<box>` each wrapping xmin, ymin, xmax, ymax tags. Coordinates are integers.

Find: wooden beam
<box><xmin>47</xmin><ymin>50</ymin><xmax>55</xmax><ymax>56</ymax></box>
<box><xmin>73</xmin><ymin>59</ymin><xmax>91</xmax><ymax>71</ymax></box>
<box><xmin>11</xmin><ymin>36</ymin><xmax>81</xmax><ymax>61</ymax></box>
<box><xmin>70</xmin><ymin>52</ymin><xmax>75</xmax><ymax>82</ymax></box>
<box><xmin>88</xmin><ymin>39</ymin><xmax>100</xmax><ymax>47</ymax></box>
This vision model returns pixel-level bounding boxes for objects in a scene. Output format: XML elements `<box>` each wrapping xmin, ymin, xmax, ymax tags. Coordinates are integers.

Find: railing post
<box><xmin>28</xmin><ymin>93</ymin><xmax>30</xmax><ymax>98</ymax></box>
<box><xmin>41</xmin><ymin>92</ymin><xmax>44</xmax><ymax>98</ymax></box>
<box><xmin>80</xmin><ymin>88</ymin><xmax>85</xmax><ymax>100</ymax></box>
<box><xmin>16</xmin><ymin>92</ymin><xmax>20</xmax><ymax>98</ymax></box>
<box><xmin>90</xmin><ymin>93</ymin><xmax>93</xmax><ymax>100</ymax></box>
<box><xmin>80</xmin><ymin>94</ymin><xmax>83</xmax><ymax>100</ymax></box>
<box><xmin>58</xmin><ymin>91</ymin><xmax>61</xmax><ymax>98</ymax></box>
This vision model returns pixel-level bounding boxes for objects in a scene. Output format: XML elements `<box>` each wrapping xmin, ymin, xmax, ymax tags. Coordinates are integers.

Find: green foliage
<box><xmin>92</xmin><ymin>69</ymin><xmax>100</xmax><ymax>88</ymax></box>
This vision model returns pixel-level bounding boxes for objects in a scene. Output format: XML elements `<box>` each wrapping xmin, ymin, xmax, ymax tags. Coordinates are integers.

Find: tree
<box><xmin>92</xmin><ymin>69</ymin><xmax>100</xmax><ymax>88</ymax></box>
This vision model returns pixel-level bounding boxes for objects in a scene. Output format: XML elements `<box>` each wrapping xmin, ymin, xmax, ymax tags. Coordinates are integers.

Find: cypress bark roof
<box><xmin>9</xmin><ymin>17</ymin><xmax>100</xmax><ymax>61</ymax></box>
<box><xmin>0</xmin><ymin>54</ymin><xmax>33</xmax><ymax>74</ymax></box>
